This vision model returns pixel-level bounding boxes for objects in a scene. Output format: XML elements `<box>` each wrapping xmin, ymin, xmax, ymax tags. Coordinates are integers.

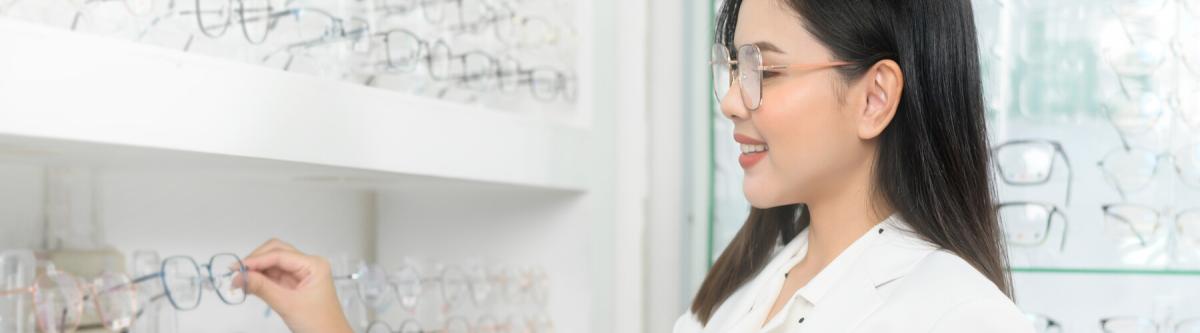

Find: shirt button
<box><xmin>878</xmin><ymin>228</ymin><xmax>884</xmax><ymax>234</ymax></box>
<box><xmin>798</xmin><ymin>317</ymin><xmax>806</xmax><ymax>324</ymax></box>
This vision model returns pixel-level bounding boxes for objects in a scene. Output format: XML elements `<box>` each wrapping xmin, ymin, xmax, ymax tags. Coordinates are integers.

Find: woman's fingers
<box><xmin>242</xmin><ymin>249</ymin><xmax>316</xmax><ymax>311</ymax></box>
<box><xmin>242</xmin><ymin>249</ymin><xmax>314</xmax><ymax>276</ymax></box>
<box><xmin>241</xmin><ymin>239</ymin><xmax>351</xmax><ymax>333</ymax></box>
<box><xmin>260</xmin><ymin>267</ymin><xmax>302</xmax><ymax>289</ymax></box>
<box><xmin>242</xmin><ymin>270</ymin><xmax>286</xmax><ymax>307</ymax></box>
<box><xmin>242</xmin><ymin>247</ymin><xmax>332</xmax><ymax>291</ymax></box>
<box><xmin>247</xmin><ymin>238</ymin><xmax>299</xmax><ymax>258</ymax></box>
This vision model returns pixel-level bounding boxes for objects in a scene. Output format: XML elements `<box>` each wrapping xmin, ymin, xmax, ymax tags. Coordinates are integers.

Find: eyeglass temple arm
<box><xmin>1102</xmin><ymin>161</ymin><xmax>1129</xmax><ymax>202</ymax></box>
<box><xmin>75</xmin><ymin>292</ymin><xmax>170</xmax><ymax>331</ymax></box>
<box><xmin>1096</xmin><ymin>157</ymin><xmax>1130</xmax><ymax>202</ymax></box>
<box><xmin>235</xmin><ymin>9</ymin><xmax>296</xmax><ymax>26</ymax></box>
<box><xmin>260</xmin><ymin>48</ymin><xmax>296</xmax><ymax>71</ymax></box>
<box><xmin>131</xmin><ymin>272</ymin><xmax>163</xmax><ymax>285</ymax></box>
<box><xmin>81</xmin><ymin>272</ymin><xmax>164</xmax><ymax>297</ymax></box>
<box><xmin>762</xmin><ymin>62</ymin><xmax>853</xmax><ymax>72</ymax></box>
<box><xmin>215</xmin><ymin>16</ymin><xmax>315</xmax><ymax>48</ymax></box>
<box><xmin>1056</xmin><ymin>144</ymin><xmax>1073</xmax><ymax>206</ymax></box>
<box><xmin>1103</xmin><ymin>110</ymin><xmax>1134</xmax><ymax>152</ymax></box>
<box><xmin>282</xmin><ymin>26</ymin><xmax>369</xmax><ymax>53</ymax></box>
<box><xmin>0</xmin><ymin>286</ymin><xmax>35</xmax><ymax>296</ymax></box>
<box><xmin>1107</xmin><ymin>210</ymin><xmax>1150</xmax><ymax>247</ymax></box>
<box><xmin>1052</xmin><ymin>207</ymin><xmax>1069</xmax><ymax>252</ymax></box>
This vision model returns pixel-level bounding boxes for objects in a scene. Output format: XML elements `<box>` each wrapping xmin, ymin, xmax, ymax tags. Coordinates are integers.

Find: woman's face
<box><xmin>723</xmin><ymin>0</ymin><xmax>870</xmax><ymax>208</ymax></box>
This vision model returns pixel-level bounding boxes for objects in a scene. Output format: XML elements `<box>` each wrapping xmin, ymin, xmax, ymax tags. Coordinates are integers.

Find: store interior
<box><xmin>1</xmin><ymin>0</ymin><xmax>1199</xmax><ymax>332</ymax></box>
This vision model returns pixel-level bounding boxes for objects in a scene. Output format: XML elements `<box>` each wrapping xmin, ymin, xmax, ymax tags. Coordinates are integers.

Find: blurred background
<box><xmin>0</xmin><ymin>0</ymin><xmax>1198</xmax><ymax>332</ymax></box>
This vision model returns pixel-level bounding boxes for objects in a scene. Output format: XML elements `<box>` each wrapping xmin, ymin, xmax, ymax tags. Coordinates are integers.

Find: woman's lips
<box><xmin>739</xmin><ymin>151</ymin><xmax>767</xmax><ymax>169</ymax></box>
<box><xmin>734</xmin><ymin>134</ymin><xmax>766</xmax><ymax>145</ymax></box>
<box><xmin>734</xmin><ymin>134</ymin><xmax>768</xmax><ymax>169</ymax></box>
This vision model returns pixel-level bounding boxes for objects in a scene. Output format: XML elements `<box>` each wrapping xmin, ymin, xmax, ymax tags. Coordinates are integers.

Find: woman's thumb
<box><xmin>242</xmin><ymin>270</ymin><xmax>287</xmax><ymax>307</ymax></box>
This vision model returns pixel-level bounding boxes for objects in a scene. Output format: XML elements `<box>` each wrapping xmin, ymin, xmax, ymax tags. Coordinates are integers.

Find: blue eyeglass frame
<box><xmin>128</xmin><ymin>253</ymin><xmax>249</xmax><ymax>311</ymax></box>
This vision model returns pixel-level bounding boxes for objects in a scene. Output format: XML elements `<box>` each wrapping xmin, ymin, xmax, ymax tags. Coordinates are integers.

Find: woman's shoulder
<box><xmin>906</xmin><ymin>250</ymin><xmax>995</xmax><ymax>282</ymax></box>
<box><xmin>870</xmin><ymin>250</ymin><xmax>1032</xmax><ymax>332</ymax></box>
<box><xmin>899</xmin><ymin>250</ymin><xmax>1008</xmax><ymax>298</ymax></box>
<box><xmin>673</xmin><ymin>312</ymin><xmax>702</xmax><ymax>333</ymax></box>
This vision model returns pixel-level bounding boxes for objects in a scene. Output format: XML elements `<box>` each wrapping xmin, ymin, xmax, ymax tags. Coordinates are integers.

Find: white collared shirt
<box><xmin>759</xmin><ymin>216</ymin><xmax>884</xmax><ymax>332</ymax></box>
<box><xmin>674</xmin><ymin>214</ymin><xmax>1034</xmax><ymax>333</ymax></box>
<box><xmin>727</xmin><ymin>214</ymin><xmax>893</xmax><ymax>333</ymax></box>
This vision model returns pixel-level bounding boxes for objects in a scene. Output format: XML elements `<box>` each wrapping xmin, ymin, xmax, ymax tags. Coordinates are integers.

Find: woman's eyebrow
<box><xmin>747</xmin><ymin>41</ymin><xmax>787</xmax><ymax>54</ymax></box>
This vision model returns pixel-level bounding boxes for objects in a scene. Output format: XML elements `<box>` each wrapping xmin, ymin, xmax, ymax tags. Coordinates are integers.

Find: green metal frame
<box><xmin>1010</xmin><ymin>267</ymin><xmax>1200</xmax><ymax>276</ymax></box>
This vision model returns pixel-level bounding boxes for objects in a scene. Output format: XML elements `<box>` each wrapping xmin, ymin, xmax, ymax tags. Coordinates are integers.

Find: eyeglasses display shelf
<box><xmin>0</xmin><ymin>17</ymin><xmax>592</xmax><ymax>192</ymax></box>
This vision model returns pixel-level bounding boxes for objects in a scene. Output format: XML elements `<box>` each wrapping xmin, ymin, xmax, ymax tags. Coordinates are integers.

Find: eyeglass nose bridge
<box><xmin>710</xmin><ymin>59</ymin><xmax>740</xmax><ymax>66</ymax></box>
<box><xmin>721</xmin><ymin>63</ymin><xmax>763</xmax><ymax>112</ymax></box>
<box><xmin>711</xmin><ymin>66</ymin><xmax>749</xmax><ymax>116</ymax></box>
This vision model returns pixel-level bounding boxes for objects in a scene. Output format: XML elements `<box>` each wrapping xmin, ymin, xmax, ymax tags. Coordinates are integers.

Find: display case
<box><xmin>0</xmin><ymin>0</ymin><xmax>652</xmax><ymax>331</ymax></box>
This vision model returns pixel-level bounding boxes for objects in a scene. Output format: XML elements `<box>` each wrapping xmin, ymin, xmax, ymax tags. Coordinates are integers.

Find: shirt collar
<box><xmin>787</xmin><ymin>213</ymin><xmax>905</xmax><ymax>305</ymax></box>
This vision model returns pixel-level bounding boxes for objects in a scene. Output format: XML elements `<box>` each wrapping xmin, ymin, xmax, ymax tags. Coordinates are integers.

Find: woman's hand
<box><xmin>241</xmin><ymin>239</ymin><xmax>353</xmax><ymax>333</ymax></box>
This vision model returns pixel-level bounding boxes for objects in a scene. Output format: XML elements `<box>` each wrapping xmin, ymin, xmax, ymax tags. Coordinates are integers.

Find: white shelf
<box><xmin>0</xmin><ymin>18</ymin><xmax>591</xmax><ymax>192</ymax></box>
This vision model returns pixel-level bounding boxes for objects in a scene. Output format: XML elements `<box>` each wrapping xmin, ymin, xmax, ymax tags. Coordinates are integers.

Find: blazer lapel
<box><xmin>708</xmin><ymin>233</ymin><xmax>810</xmax><ymax>333</ymax></box>
<box><xmin>793</xmin><ymin>264</ymin><xmax>884</xmax><ymax>332</ymax></box>
<box><xmin>705</xmin><ymin>275</ymin><xmax>770</xmax><ymax>333</ymax></box>
<box><xmin>786</xmin><ymin>217</ymin><xmax>939</xmax><ymax>332</ymax></box>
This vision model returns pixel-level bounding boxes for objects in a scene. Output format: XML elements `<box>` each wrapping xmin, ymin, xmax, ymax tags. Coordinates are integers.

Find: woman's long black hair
<box><xmin>690</xmin><ymin>0</ymin><xmax>1010</xmax><ymax>325</ymax></box>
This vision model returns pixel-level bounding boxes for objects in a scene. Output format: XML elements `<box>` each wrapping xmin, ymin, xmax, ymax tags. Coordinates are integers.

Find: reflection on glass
<box><xmin>993</xmin><ymin>140</ymin><xmax>1073</xmax><ymax>205</ymax></box>
<box><xmin>1102</xmin><ymin>316</ymin><xmax>1158</xmax><ymax>333</ymax></box>
<box><xmin>1100</xmin><ymin>204</ymin><xmax>1195</xmax><ymax>248</ymax></box>
<box><xmin>1025</xmin><ymin>313</ymin><xmax>1063</xmax><ymax>333</ymax></box>
<box><xmin>1101</xmin><ymin>316</ymin><xmax>1200</xmax><ymax>333</ymax></box>
<box><xmin>999</xmin><ymin>202</ymin><xmax>1069</xmax><ymax>252</ymax></box>
<box><xmin>1103</xmin><ymin>90</ymin><xmax>1171</xmax><ymax>136</ymax></box>
<box><xmin>1098</xmin><ymin>144</ymin><xmax>1200</xmax><ymax>200</ymax></box>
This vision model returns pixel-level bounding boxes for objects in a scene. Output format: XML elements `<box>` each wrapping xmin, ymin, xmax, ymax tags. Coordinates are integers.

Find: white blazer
<box><xmin>674</xmin><ymin>215</ymin><xmax>1034</xmax><ymax>333</ymax></box>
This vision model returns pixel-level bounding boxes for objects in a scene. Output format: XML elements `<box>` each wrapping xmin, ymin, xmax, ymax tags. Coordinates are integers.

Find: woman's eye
<box><xmin>762</xmin><ymin>70</ymin><xmax>783</xmax><ymax>80</ymax></box>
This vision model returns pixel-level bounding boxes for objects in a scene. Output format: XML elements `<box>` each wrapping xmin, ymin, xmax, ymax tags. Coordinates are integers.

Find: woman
<box><xmin>239</xmin><ymin>0</ymin><xmax>1031</xmax><ymax>331</ymax></box>
<box><xmin>676</xmin><ymin>0</ymin><xmax>1032</xmax><ymax>332</ymax></box>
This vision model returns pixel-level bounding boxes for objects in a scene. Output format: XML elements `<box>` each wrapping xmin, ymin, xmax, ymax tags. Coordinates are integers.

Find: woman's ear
<box><xmin>857</xmin><ymin>59</ymin><xmax>903</xmax><ymax>140</ymax></box>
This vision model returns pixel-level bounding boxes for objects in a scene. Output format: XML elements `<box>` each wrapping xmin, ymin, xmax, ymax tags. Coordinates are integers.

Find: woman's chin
<box><xmin>743</xmin><ymin>189</ymin><xmax>785</xmax><ymax>209</ymax></box>
<box><xmin>744</xmin><ymin>180</ymin><xmax>803</xmax><ymax>209</ymax></box>
<box><xmin>747</xmin><ymin>201</ymin><xmax>797</xmax><ymax>210</ymax></box>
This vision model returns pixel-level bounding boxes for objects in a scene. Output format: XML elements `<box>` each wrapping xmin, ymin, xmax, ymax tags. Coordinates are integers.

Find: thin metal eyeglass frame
<box><xmin>711</xmin><ymin>43</ymin><xmax>851</xmax><ymax>111</ymax></box>
<box><xmin>997</xmin><ymin>201</ymin><xmax>1070</xmax><ymax>252</ymax></box>
<box><xmin>992</xmin><ymin>139</ymin><xmax>1074</xmax><ymax>205</ymax></box>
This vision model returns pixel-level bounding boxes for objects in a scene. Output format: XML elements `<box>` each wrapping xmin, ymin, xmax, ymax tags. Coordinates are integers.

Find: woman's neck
<box><xmin>803</xmin><ymin>166</ymin><xmax>893</xmax><ymax>266</ymax></box>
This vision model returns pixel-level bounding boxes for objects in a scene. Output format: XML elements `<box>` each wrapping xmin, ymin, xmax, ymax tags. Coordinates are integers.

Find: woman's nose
<box><xmin>719</xmin><ymin>78</ymin><xmax>750</xmax><ymax>120</ymax></box>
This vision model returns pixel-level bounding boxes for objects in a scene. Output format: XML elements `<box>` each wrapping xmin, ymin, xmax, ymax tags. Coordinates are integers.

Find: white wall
<box><xmin>645</xmin><ymin>0</ymin><xmax>714</xmax><ymax>331</ymax></box>
<box><xmin>0</xmin><ymin>163</ymin><xmax>43</xmax><ymax>251</ymax></box>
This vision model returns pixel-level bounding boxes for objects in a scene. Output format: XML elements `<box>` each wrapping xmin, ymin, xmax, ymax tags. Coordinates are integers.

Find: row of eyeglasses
<box><xmin>0</xmin><ymin>250</ymin><xmax>248</xmax><ymax>333</ymax></box>
<box><xmin>991</xmin><ymin>139</ymin><xmax>1200</xmax><ymax>254</ymax></box>
<box><xmin>363</xmin><ymin>314</ymin><xmax>554</xmax><ymax>333</ymax></box>
<box><xmin>334</xmin><ymin>260</ymin><xmax>550</xmax><ymax>314</ymax></box>
<box><xmin>0</xmin><ymin>0</ymin><xmax>580</xmax><ymax>104</ymax></box>
<box><xmin>1028</xmin><ymin>312</ymin><xmax>1200</xmax><ymax>333</ymax></box>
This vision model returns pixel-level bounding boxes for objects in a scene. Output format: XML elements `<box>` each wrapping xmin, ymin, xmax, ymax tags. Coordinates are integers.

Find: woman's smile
<box><xmin>735</xmin><ymin>133</ymin><xmax>770</xmax><ymax>169</ymax></box>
